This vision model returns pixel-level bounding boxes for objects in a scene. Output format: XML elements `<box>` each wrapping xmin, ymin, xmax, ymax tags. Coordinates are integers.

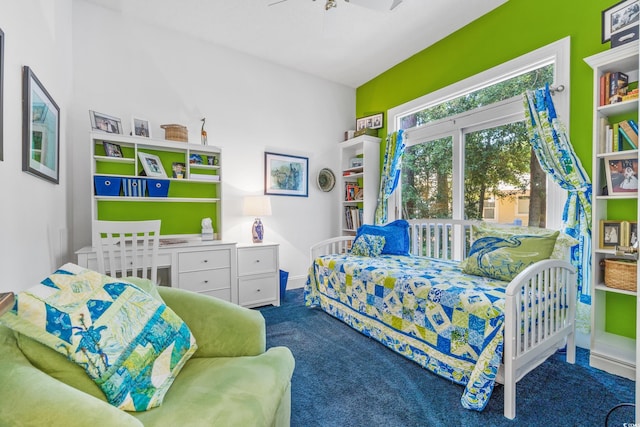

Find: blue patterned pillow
<box><xmin>460</xmin><ymin>232</ymin><xmax>559</xmax><ymax>281</ymax></box>
<box><xmin>0</xmin><ymin>263</ymin><xmax>197</xmax><ymax>411</ymax></box>
<box><xmin>354</xmin><ymin>219</ymin><xmax>410</xmax><ymax>255</ymax></box>
<box><xmin>351</xmin><ymin>234</ymin><xmax>386</xmax><ymax>257</ymax></box>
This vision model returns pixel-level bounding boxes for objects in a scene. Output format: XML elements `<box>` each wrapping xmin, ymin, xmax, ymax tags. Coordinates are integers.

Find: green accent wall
<box><xmin>355</xmin><ymin>0</ymin><xmax>635</xmax><ymax>337</ymax></box>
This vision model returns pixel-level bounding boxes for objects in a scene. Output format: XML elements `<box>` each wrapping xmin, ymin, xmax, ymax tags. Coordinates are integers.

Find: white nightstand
<box><xmin>237</xmin><ymin>242</ymin><xmax>280</xmax><ymax>308</ymax></box>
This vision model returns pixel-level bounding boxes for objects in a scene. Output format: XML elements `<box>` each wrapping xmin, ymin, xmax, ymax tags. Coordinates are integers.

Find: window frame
<box><xmin>386</xmin><ymin>37</ymin><xmax>570</xmax><ymax>229</ymax></box>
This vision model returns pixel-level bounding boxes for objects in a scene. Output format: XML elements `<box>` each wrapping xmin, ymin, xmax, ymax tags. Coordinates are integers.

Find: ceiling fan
<box><xmin>269</xmin><ymin>0</ymin><xmax>403</xmax><ymax>12</ymax></box>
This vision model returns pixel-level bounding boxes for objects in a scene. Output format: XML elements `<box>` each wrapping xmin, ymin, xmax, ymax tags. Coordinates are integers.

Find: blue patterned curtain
<box><xmin>375</xmin><ymin>130</ymin><xmax>405</xmax><ymax>225</ymax></box>
<box><xmin>523</xmin><ymin>85</ymin><xmax>592</xmax><ymax>306</ymax></box>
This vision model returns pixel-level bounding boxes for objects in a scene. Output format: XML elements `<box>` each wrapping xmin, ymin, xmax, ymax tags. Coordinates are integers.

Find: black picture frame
<box><xmin>22</xmin><ymin>66</ymin><xmax>60</xmax><ymax>184</ymax></box>
<box><xmin>264</xmin><ymin>152</ymin><xmax>309</xmax><ymax>197</ymax></box>
<box><xmin>602</xmin><ymin>0</ymin><xmax>640</xmax><ymax>43</ymax></box>
<box><xmin>0</xmin><ymin>28</ymin><xmax>4</xmax><ymax>162</ymax></box>
<box><xmin>103</xmin><ymin>141</ymin><xmax>123</xmax><ymax>158</ymax></box>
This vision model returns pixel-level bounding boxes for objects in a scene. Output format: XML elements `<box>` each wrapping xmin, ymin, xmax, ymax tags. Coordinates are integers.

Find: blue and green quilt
<box><xmin>304</xmin><ymin>254</ymin><xmax>508</xmax><ymax>411</ymax></box>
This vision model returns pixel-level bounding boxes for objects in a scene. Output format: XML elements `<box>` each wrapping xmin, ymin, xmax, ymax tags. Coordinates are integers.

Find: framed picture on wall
<box><xmin>22</xmin><ymin>66</ymin><xmax>60</xmax><ymax>184</ymax></box>
<box><xmin>0</xmin><ymin>27</ymin><xmax>4</xmax><ymax>162</ymax></box>
<box><xmin>602</xmin><ymin>0</ymin><xmax>640</xmax><ymax>43</ymax></box>
<box><xmin>264</xmin><ymin>152</ymin><xmax>309</xmax><ymax>197</ymax></box>
<box><xmin>356</xmin><ymin>112</ymin><xmax>384</xmax><ymax>130</ymax></box>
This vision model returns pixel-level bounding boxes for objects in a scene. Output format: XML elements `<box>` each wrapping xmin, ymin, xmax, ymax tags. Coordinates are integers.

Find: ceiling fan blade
<box><xmin>268</xmin><ymin>0</ymin><xmax>289</xmax><ymax>6</ymax></box>
<box><xmin>346</xmin><ymin>0</ymin><xmax>403</xmax><ymax>11</ymax></box>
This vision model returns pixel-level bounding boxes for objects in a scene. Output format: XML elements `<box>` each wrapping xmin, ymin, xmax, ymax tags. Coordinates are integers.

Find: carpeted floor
<box><xmin>259</xmin><ymin>288</ymin><xmax>635</xmax><ymax>427</ymax></box>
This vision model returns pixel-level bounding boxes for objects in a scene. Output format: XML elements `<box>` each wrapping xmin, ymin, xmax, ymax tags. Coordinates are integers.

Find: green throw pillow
<box><xmin>472</xmin><ymin>224</ymin><xmax>577</xmax><ymax>260</ymax></box>
<box><xmin>0</xmin><ymin>263</ymin><xmax>197</xmax><ymax>412</ymax></box>
<box><xmin>351</xmin><ymin>234</ymin><xmax>386</xmax><ymax>257</ymax></box>
<box><xmin>460</xmin><ymin>231</ymin><xmax>559</xmax><ymax>281</ymax></box>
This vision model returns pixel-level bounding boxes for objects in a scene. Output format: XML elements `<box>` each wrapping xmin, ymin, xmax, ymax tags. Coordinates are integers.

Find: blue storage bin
<box><xmin>122</xmin><ymin>178</ymin><xmax>146</xmax><ymax>197</ymax></box>
<box><xmin>146</xmin><ymin>179</ymin><xmax>170</xmax><ymax>197</ymax></box>
<box><xmin>94</xmin><ymin>176</ymin><xmax>122</xmax><ymax>196</ymax></box>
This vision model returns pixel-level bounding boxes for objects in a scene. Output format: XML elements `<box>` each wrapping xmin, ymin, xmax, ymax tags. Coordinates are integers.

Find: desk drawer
<box><xmin>239</xmin><ymin>274</ymin><xmax>277</xmax><ymax>306</ymax></box>
<box><xmin>179</xmin><ymin>249</ymin><xmax>230</xmax><ymax>273</ymax></box>
<box><xmin>237</xmin><ymin>247</ymin><xmax>277</xmax><ymax>276</ymax></box>
<box><xmin>178</xmin><ymin>268</ymin><xmax>230</xmax><ymax>293</ymax></box>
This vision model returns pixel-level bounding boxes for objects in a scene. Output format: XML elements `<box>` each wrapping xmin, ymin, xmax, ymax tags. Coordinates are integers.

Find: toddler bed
<box><xmin>304</xmin><ymin>219</ymin><xmax>577</xmax><ymax>419</ymax></box>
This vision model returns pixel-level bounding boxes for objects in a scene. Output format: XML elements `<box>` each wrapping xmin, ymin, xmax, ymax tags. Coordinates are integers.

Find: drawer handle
<box><xmin>204</xmin><ymin>280</ymin><xmax>209</xmax><ymax>284</ymax></box>
<box><xmin>256</xmin><ymin>260</ymin><xmax>260</xmax><ymax>263</ymax></box>
<box><xmin>256</xmin><ymin>288</ymin><xmax>261</xmax><ymax>292</ymax></box>
<box><xmin>203</xmin><ymin>259</ymin><xmax>209</xmax><ymax>263</ymax></box>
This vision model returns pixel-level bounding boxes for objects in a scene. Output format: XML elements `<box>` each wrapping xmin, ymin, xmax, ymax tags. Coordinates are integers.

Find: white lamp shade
<box><xmin>243</xmin><ymin>196</ymin><xmax>272</xmax><ymax>217</ymax></box>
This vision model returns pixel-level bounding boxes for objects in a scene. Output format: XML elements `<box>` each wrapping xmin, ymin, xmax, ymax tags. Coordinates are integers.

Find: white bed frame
<box><xmin>309</xmin><ymin>219</ymin><xmax>577</xmax><ymax>419</ymax></box>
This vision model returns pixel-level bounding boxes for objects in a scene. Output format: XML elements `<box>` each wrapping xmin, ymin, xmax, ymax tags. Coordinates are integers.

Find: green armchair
<box><xmin>0</xmin><ymin>285</ymin><xmax>295</xmax><ymax>426</ymax></box>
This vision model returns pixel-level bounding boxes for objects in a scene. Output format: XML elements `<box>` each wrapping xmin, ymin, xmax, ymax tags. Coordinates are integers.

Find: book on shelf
<box><xmin>600</xmin><ymin>71</ymin><xmax>632</xmax><ymax>105</ymax></box>
<box><xmin>619</xmin><ymin>119</ymin><xmax>638</xmax><ymax>149</ymax></box>
<box><xmin>344</xmin><ymin>183</ymin><xmax>362</xmax><ymax>201</ymax></box>
<box><xmin>344</xmin><ymin>206</ymin><xmax>363</xmax><ymax>230</ymax></box>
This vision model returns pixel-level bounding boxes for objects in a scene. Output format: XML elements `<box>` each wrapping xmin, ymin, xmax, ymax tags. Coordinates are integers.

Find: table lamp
<box><xmin>243</xmin><ymin>196</ymin><xmax>272</xmax><ymax>243</ymax></box>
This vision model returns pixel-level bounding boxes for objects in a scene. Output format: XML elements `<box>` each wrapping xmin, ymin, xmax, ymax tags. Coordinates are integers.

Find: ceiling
<box><xmin>81</xmin><ymin>0</ymin><xmax>508</xmax><ymax>88</ymax></box>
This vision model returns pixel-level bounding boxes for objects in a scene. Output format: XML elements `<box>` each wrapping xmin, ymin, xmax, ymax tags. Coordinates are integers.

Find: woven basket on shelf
<box><xmin>161</xmin><ymin>124</ymin><xmax>188</xmax><ymax>142</ymax></box>
<box><xmin>604</xmin><ymin>259</ymin><xmax>637</xmax><ymax>291</ymax></box>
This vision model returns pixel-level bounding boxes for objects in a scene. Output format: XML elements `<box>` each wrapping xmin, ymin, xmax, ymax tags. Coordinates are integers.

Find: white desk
<box><xmin>76</xmin><ymin>239</ymin><xmax>238</xmax><ymax>304</ymax></box>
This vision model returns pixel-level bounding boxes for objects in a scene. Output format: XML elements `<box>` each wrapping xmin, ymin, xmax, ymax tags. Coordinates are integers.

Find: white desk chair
<box><xmin>93</xmin><ymin>220</ymin><xmax>161</xmax><ymax>284</ymax></box>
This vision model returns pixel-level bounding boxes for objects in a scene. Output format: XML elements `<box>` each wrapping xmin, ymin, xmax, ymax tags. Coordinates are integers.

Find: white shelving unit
<box><xmin>584</xmin><ymin>41</ymin><xmax>639</xmax><ymax>382</ymax></box>
<box><xmin>339</xmin><ymin>134</ymin><xmax>381</xmax><ymax>235</ymax></box>
<box><xmin>90</xmin><ymin>131</ymin><xmax>223</xmax><ymax>245</ymax></box>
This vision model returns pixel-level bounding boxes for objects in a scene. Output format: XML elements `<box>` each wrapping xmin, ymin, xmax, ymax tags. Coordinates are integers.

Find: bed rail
<box><xmin>407</xmin><ymin>219</ymin><xmax>479</xmax><ymax>260</ymax></box>
<box><xmin>310</xmin><ymin>236</ymin><xmax>354</xmax><ymax>261</ymax></box>
<box><xmin>501</xmin><ymin>259</ymin><xmax>576</xmax><ymax>419</ymax></box>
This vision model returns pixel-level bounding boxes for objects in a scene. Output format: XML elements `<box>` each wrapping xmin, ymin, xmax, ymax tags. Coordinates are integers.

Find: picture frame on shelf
<box><xmin>264</xmin><ymin>151</ymin><xmax>309</xmax><ymax>197</ymax></box>
<box><xmin>600</xmin><ymin>220</ymin><xmax>623</xmax><ymax>248</ymax></box>
<box><xmin>90</xmin><ymin>110</ymin><xmax>122</xmax><ymax>134</ymax></box>
<box><xmin>356</xmin><ymin>112</ymin><xmax>384</xmax><ymax>130</ymax></box>
<box><xmin>172</xmin><ymin>162</ymin><xmax>186</xmax><ymax>179</ymax></box>
<box><xmin>103</xmin><ymin>141</ymin><xmax>123</xmax><ymax>158</ymax></box>
<box><xmin>349</xmin><ymin>157</ymin><xmax>363</xmax><ymax>168</ymax></box>
<box><xmin>604</xmin><ymin>154</ymin><xmax>638</xmax><ymax>196</ymax></box>
<box><xmin>602</xmin><ymin>0</ymin><xmax>640</xmax><ymax>43</ymax></box>
<box><xmin>629</xmin><ymin>221</ymin><xmax>638</xmax><ymax>247</ymax></box>
<box><xmin>138</xmin><ymin>152</ymin><xmax>167</xmax><ymax>178</ymax></box>
<box><xmin>22</xmin><ymin>66</ymin><xmax>60</xmax><ymax>184</ymax></box>
<box><xmin>132</xmin><ymin>117</ymin><xmax>151</xmax><ymax>138</ymax></box>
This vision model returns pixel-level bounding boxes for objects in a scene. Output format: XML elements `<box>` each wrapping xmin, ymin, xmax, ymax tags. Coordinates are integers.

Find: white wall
<box><xmin>0</xmin><ymin>1</ymin><xmax>73</xmax><ymax>292</ymax></box>
<box><xmin>70</xmin><ymin>1</ymin><xmax>355</xmax><ymax>288</ymax></box>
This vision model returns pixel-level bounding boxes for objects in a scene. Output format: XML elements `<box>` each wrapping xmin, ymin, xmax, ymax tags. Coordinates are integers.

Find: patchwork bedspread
<box><xmin>304</xmin><ymin>254</ymin><xmax>509</xmax><ymax>411</ymax></box>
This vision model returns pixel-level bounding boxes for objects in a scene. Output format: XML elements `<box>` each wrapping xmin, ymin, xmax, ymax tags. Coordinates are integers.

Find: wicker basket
<box><xmin>604</xmin><ymin>259</ymin><xmax>638</xmax><ymax>291</ymax></box>
<box><xmin>161</xmin><ymin>124</ymin><xmax>188</xmax><ymax>142</ymax></box>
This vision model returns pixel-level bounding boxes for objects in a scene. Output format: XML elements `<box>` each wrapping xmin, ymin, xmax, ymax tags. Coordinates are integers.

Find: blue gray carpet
<box><xmin>260</xmin><ymin>288</ymin><xmax>635</xmax><ymax>427</ymax></box>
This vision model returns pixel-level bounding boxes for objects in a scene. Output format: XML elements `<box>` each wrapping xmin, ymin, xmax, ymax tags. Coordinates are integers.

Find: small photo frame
<box><xmin>629</xmin><ymin>221</ymin><xmax>639</xmax><ymax>247</ymax></box>
<box><xmin>90</xmin><ymin>110</ymin><xmax>122</xmax><ymax>134</ymax></box>
<box><xmin>605</xmin><ymin>154</ymin><xmax>638</xmax><ymax>196</ymax></box>
<box><xmin>602</xmin><ymin>0</ymin><xmax>640</xmax><ymax>43</ymax></box>
<box><xmin>172</xmin><ymin>162</ymin><xmax>186</xmax><ymax>179</ymax></box>
<box><xmin>138</xmin><ymin>152</ymin><xmax>167</xmax><ymax>178</ymax></box>
<box><xmin>356</xmin><ymin>112</ymin><xmax>384</xmax><ymax>131</ymax></box>
<box><xmin>600</xmin><ymin>220</ymin><xmax>623</xmax><ymax>248</ymax></box>
<box><xmin>264</xmin><ymin>152</ymin><xmax>309</xmax><ymax>197</ymax></box>
<box><xmin>132</xmin><ymin>117</ymin><xmax>151</xmax><ymax>138</ymax></box>
<box><xmin>349</xmin><ymin>157</ymin><xmax>363</xmax><ymax>168</ymax></box>
<box><xmin>103</xmin><ymin>141</ymin><xmax>123</xmax><ymax>158</ymax></box>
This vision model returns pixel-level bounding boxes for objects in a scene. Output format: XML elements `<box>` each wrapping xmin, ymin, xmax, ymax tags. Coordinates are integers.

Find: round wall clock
<box><xmin>317</xmin><ymin>168</ymin><xmax>336</xmax><ymax>192</ymax></box>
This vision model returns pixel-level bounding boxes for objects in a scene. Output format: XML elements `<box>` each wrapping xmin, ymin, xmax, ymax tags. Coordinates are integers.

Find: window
<box><xmin>388</xmin><ymin>38</ymin><xmax>569</xmax><ymax>229</ymax></box>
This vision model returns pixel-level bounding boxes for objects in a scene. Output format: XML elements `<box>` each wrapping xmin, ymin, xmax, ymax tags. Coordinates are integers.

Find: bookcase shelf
<box><xmin>339</xmin><ymin>135</ymin><xmax>380</xmax><ymax>234</ymax></box>
<box><xmin>90</xmin><ymin>131</ymin><xmax>223</xmax><ymax>244</ymax></box>
<box><xmin>585</xmin><ymin>40</ymin><xmax>639</xmax><ymax>381</ymax></box>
